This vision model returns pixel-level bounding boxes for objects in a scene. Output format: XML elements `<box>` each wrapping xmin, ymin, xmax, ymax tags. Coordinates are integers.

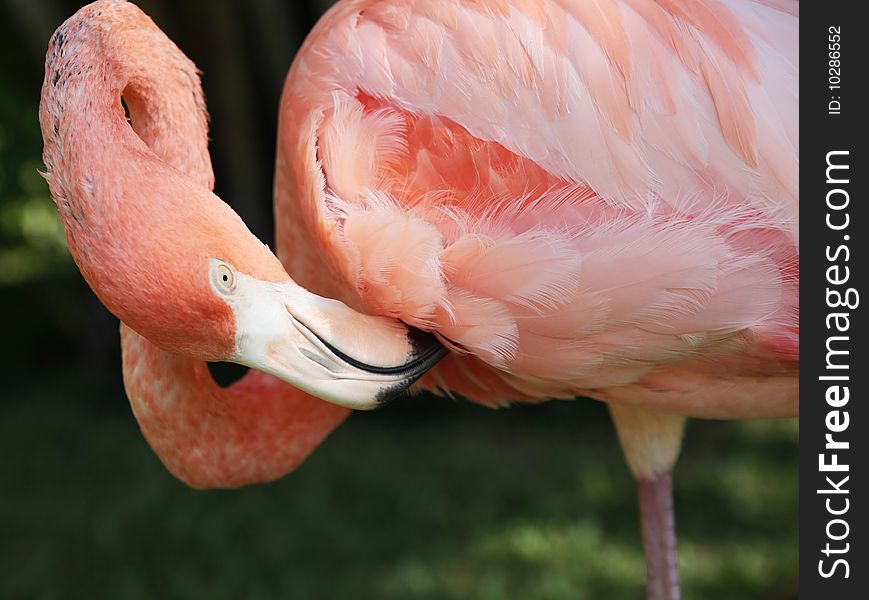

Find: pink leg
<box><xmin>608</xmin><ymin>405</ymin><xmax>685</xmax><ymax>599</ymax></box>
<box><xmin>636</xmin><ymin>471</ymin><xmax>680</xmax><ymax>600</ymax></box>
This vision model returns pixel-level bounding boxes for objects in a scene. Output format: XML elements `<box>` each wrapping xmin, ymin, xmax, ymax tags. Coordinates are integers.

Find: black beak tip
<box><xmin>373</xmin><ymin>327</ymin><xmax>449</xmax><ymax>406</ymax></box>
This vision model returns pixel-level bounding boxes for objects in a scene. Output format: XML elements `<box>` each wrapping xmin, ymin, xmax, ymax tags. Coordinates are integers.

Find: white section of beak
<box><xmin>222</xmin><ymin>272</ymin><xmax>445</xmax><ymax>409</ymax></box>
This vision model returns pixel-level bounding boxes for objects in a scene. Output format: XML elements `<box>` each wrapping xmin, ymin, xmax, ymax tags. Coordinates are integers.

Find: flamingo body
<box><xmin>276</xmin><ymin>0</ymin><xmax>798</xmax><ymax>417</ymax></box>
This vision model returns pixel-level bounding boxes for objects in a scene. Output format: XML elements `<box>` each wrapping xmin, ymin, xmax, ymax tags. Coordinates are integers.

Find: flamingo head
<box><xmin>198</xmin><ymin>253</ymin><xmax>447</xmax><ymax>410</ymax></box>
<box><xmin>62</xmin><ymin>168</ymin><xmax>444</xmax><ymax>409</ymax></box>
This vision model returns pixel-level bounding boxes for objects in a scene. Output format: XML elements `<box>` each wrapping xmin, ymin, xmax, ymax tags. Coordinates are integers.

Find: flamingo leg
<box><xmin>608</xmin><ymin>404</ymin><xmax>686</xmax><ymax>600</ymax></box>
<box><xmin>637</xmin><ymin>470</ymin><xmax>680</xmax><ymax>600</ymax></box>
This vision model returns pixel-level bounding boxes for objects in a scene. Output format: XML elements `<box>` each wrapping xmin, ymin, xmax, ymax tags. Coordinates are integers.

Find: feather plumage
<box><xmin>276</xmin><ymin>0</ymin><xmax>798</xmax><ymax>417</ymax></box>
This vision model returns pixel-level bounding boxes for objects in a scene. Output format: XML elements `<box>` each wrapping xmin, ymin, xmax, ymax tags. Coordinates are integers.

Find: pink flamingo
<box><xmin>40</xmin><ymin>1</ymin><xmax>798</xmax><ymax>598</ymax></box>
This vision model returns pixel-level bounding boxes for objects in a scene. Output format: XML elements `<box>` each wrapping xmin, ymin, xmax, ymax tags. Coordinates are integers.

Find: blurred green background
<box><xmin>1</xmin><ymin>1</ymin><xmax>797</xmax><ymax>598</ymax></box>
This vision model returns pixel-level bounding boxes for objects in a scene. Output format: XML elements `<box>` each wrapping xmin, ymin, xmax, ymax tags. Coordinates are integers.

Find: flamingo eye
<box><xmin>211</xmin><ymin>261</ymin><xmax>236</xmax><ymax>294</ymax></box>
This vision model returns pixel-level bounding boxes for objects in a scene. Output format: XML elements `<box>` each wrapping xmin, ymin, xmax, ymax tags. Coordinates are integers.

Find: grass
<box><xmin>1</xmin><ymin>371</ymin><xmax>797</xmax><ymax>599</ymax></box>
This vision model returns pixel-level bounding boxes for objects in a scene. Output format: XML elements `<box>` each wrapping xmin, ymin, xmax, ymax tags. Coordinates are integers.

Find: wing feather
<box><xmin>275</xmin><ymin>0</ymin><xmax>799</xmax><ymax>406</ymax></box>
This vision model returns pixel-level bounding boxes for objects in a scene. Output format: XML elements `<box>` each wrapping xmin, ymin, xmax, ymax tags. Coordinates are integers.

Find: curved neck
<box><xmin>39</xmin><ymin>1</ymin><xmax>244</xmax><ymax>357</ymax></box>
<box><xmin>121</xmin><ymin>327</ymin><xmax>348</xmax><ymax>488</ymax></box>
<box><xmin>45</xmin><ymin>0</ymin><xmax>349</xmax><ymax>488</ymax></box>
<box><xmin>40</xmin><ymin>0</ymin><xmax>212</xmax><ymax>190</ymax></box>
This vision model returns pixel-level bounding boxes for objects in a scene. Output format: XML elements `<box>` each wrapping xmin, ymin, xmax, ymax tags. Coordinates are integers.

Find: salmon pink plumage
<box><xmin>277</xmin><ymin>0</ymin><xmax>798</xmax><ymax>418</ymax></box>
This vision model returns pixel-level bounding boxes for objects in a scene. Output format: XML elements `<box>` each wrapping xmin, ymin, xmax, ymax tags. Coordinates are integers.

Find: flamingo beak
<box><xmin>222</xmin><ymin>271</ymin><xmax>447</xmax><ymax>409</ymax></box>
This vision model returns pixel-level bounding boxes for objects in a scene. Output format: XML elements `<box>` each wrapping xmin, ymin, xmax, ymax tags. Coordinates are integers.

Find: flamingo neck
<box><xmin>39</xmin><ymin>1</ymin><xmax>234</xmax><ymax>357</ymax></box>
<box><xmin>40</xmin><ymin>0</ymin><xmax>212</xmax><ymax>192</ymax></box>
<box><xmin>43</xmin><ymin>0</ymin><xmax>350</xmax><ymax>488</ymax></box>
<box><xmin>122</xmin><ymin>327</ymin><xmax>349</xmax><ymax>488</ymax></box>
